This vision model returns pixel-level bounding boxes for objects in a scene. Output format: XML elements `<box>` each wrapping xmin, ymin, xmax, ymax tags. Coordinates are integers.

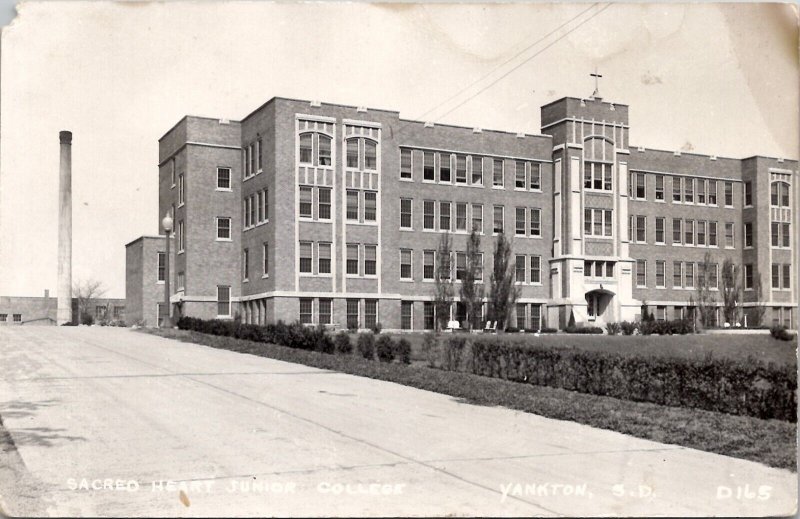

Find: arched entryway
<box><xmin>585</xmin><ymin>288</ymin><xmax>615</xmax><ymax>325</ymax></box>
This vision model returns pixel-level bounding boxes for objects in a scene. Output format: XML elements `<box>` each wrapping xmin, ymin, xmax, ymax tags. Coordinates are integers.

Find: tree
<box><xmin>72</xmin><ymin>278</ymin><xmax>107</xmax><ymax>324</ymax></box>
<box><xmin>695</xmin><ymin>251</ymin><xmax>717</xmax><ymax>328</ymax></box>
<box><xmin>721</xmin><ymin>258</ymin><xmax>741</xmax><ymax>326</ymax></box>
<box><xmin>432</xmin><ymin>232</ymin><xmax>454</xmax><ymax>332</ymax></box>
<box><xmin>460</xmin><ymin>229</ymin><xmax>484</xmax><ymax>331</ymax></box>
<box><xmin>487</xmin><ymin>232</ymin><xmax>519</xmax><ymax>331</ymax></box>
<box><xmin>752</xmin><ymin>267</ymin><xmax>766</xmax><ymax>327</ymax></box>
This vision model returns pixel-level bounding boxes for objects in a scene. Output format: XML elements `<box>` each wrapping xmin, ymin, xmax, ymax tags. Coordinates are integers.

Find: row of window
<box><xmin>244</xmin><ymin>188</ymin><xmax>269</xmax><ymax>229</ymax></box>
<box><xmin>402</xmin><ymin>149</ymin><xmax>542</xmax><ymax>190</ymax></box>
<box><xmin>242</xmin><ymin>243</ymin><xmax>269</xmax><ymax>281</ymax></box>
<box><xmin>630</xmin><ymin>173</ymin><xmax>728</xmax><ymax>206</ymax></box>
<box><xmin>298</xmin><ymin>133</ymin><xmax>380</xmax><ymax>172</ymax></box>
<box><xmin>771</xmin><ymin>263</ymin><xmax>793</xmax><ymax>290</ymax></box>
<box><xmin>635</xmin><ymin>259</ymin><xmax>721</xmax><ymax>289</ymax></box>
<box><xmin>0</xmin><ymin>314</ymin><xmax>22</xmax><ymax>322</ymax></box>
<box><xmin>300</xmin><ymin>186</ymin><xmax>332</xmax><ymax>220</ymax></box>
<box><xmin>243</xmin><ymin>139</ymin><xmax>263</xmax><ymax>179</ymax></box>
<box><xmin>402</xmin><ymin>199</ymin><xmax>541</xmax><ymax>236</ymax></box>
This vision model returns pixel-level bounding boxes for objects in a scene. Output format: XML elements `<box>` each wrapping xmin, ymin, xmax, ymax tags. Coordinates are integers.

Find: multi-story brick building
<box><xmin>126</xmin><ymin>93</ymin><xmax>798</xmax><ymax>330</ymax></box>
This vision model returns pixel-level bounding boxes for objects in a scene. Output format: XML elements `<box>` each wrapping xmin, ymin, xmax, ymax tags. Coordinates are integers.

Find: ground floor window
<box><xmin>217</xmin><ymin>285</ymin><xmax>231</xmax><ymax>317</ymax></box>
<box><xmin>516</xmin><ymin>303</ymin><xmax>526</xmax><ymax>329</ymax></box>
<box><xmin>401</xmin><ymin>301</ymin><xmax>413</xmax><ymax>330</ymax></box>
<box><xmin>656</xmin><ymin>305</ymin><xmax>666</xmax><ymax>322</ymax></box>
<box><xmin>318</xmin><ymin>298</ymin><xmax>332</xmax><ymax>325</ymax></box>
<box><xmin>13</xmin><ymin>314</ymin><xmax>21</xmax><ymax>323</ymax></box>
<box><xmin>364</xmin><ymin>299</ymin><xmax>378</xmax><ymax>329</ymax></box>
<box><xmin>531</xmin><ymin>304</ymin><xmax>542</xmax><ymax>330</ymax></box>
<box><xmin>423</xmin><ymin>302</ymin><xmax>435</xmax><ymax>330</ymax></box>
<box><xmin>346</xmin><ymin>299</ymin><xmax>359</xmax><ymax>329</ymax></box>
<box><xmin>299</xmin><ymin>298</ymin><xmax>313</xmax><ymax>324</ymax></box>
<box><xmin>156</xmin><ymin>303</ymin><xmax>167</xmax><ymax>327</ymax></box>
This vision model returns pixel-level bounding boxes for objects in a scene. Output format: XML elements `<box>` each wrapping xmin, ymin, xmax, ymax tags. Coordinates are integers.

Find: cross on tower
<box><xmin>590</xmin><ymin>68</ymin><xmax>603</xmax><ymax>99</ymax></box>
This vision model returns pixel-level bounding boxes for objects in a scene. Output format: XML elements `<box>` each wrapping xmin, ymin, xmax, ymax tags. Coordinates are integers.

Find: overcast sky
<box><xmin>1</xmin><ymin>2</ymin><xmax>797</xmax><ymax>298</ymax></box>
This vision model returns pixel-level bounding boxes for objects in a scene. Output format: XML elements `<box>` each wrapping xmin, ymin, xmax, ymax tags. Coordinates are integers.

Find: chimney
<box><xmin>57</xmin><ymin>131</ymin><xmax>73</xmax><ymax>325</ymax></box>
<box><xmin>44</xmin><ymin>289</ymin><xmax>50</xmax><ymax>299</ymax></box>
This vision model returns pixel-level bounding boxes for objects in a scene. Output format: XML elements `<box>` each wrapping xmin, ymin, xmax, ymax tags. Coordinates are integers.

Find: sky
<box><xmin>0</xmin><ymin>2</ymin><xmax>797</xmax><ymax>298</ymax></box>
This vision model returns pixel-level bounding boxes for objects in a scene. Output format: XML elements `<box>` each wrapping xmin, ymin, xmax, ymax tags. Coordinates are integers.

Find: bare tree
<box><xmin>432</xmin><ymin>232</ymin><xmax>454</xmax><ymax>332</ymax></box>
<box><xmin>721</xmin><ymin>258</ymin><xmax>741</xmax><ymax>325</ymax></box>
<box><xmin>694</xmin><ymin>251</ymin><xmax>717</xmax><ymax>328</ymax></box>
<box><xmin>73</xmin><ymin>279</ymin><xmax>107</xmax><ymax>324</ymax></box>
<box><xmin>752</xmin><ymin>267</ymin><xmax>766</xmax><ymax>327</ymax></box>
<box><xmin>460</xmin><ymin>229</ymin><xmax>483</xmax><ymax>331</ymax></box>
<box><xmin>487</xmin><ymin>232</ymin><xmax>519</xmax><ymax>331</ymax></box>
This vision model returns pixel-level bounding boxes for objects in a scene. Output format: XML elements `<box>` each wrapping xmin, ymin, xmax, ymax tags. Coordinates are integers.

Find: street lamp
<box><xmin>162</xmin><ymin>212</ymin><xmax>173</xmax><ymax>328</ymax></box>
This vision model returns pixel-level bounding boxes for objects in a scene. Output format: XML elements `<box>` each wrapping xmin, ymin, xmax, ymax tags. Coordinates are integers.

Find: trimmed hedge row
<box><xmin>461</xmin><ymin>337</ymin><xmax>796</xmax><ymax>422</ymax></box>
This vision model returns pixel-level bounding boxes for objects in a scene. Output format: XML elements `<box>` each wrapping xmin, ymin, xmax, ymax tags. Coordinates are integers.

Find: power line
<box><xmin>413</xmin><ymin>3</ymin><xmax>602</xmax><ymax>123</ymax></box>
<box><xmin>414</xmin><ymin>3</ymin><xmax>612</xmax><ymax>131</ymax></box>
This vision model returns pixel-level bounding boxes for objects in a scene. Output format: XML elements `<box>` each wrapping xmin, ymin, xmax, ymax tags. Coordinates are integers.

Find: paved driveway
<box><xmin>0</xmin><ymin>326</ymin><xmax>795</xmax><ymax>516</ymax></box>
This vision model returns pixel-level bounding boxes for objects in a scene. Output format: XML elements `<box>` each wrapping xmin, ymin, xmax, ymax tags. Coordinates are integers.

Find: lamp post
<box><xmin>162</xmin><ymin>212</ymin><xmax>173</xmax><ymax>328</ymax></box>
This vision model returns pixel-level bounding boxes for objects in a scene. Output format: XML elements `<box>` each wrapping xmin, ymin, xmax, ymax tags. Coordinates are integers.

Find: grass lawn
<box><xmin>140</xmin><ymin>327</ymin><xmax>796</xmax><ymax>471</ymax></box>
<box><xmin>377</xmin><ymin>331</ymin><xmax>796</xmax><ymax>366</ymax></box>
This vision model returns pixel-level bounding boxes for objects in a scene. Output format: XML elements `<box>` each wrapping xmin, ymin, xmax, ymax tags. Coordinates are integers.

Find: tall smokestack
<box><xmin>57</xmin><ymin>131</ymin><xmax>73</xmax><ymax>325</ymax></box>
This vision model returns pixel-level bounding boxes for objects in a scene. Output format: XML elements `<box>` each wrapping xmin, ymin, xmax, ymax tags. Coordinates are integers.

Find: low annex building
<box><xmin>126</xmin><ymin>92</ymin><xmax>799</xmax><ymax>330</ymax></box>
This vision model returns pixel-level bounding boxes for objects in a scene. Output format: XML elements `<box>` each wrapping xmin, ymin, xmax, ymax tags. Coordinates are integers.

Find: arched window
<box><xmin>583</xmin><ymin>137</ymin><xmax>614</xmax><ymax>191</ymax></box>
<box><xmin>318</xmin><ymin>135</ymin><xmax>332</xmax><ymax>166</ymax></box>
<box><xmin>345</xmin><ymin>137</ymin><xmax>379</xmax><ymax>171</ymax></box>
<box><xmin>299</xmin><ymin>133</ymin><xmax>313</xmax><ymax>164</ymax></box>
<box><xmin>298</xmin><ymin>132</ymin><xmax>333</xmax><ymax>167</ymax></box>
<box><xmin>771</xmin><ymin>181</ymin><xmax>790</xmax><ymax>207</ymax></box>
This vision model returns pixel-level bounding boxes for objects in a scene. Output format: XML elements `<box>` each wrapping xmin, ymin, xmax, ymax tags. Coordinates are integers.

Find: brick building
<box><xmin>126</xmin><ymin>93</ymin><xmax>798</xmax><ymax>330</ymax></box>
<box><xmin>0</xmin><ymin>291</ymin><xmax>125</xmax><ymax>325</ymax></box>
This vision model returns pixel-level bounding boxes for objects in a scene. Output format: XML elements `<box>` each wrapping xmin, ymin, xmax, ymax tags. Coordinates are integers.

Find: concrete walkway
<box><xmin>0</xmin><ymin>326</ymin><xmax>795</xmax><ymax>517</ymax></box>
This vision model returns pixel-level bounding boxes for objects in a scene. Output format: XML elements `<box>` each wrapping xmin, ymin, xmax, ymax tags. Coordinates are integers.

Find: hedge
<box><xmin>466</xmin><ymin>338</ymin><xmax>796</xmax><ymax>421</ymax></box>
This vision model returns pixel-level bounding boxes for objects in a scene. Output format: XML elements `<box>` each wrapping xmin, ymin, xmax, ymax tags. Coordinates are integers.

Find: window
<box><xmin>299</xmin><ymin>186</ymin><xmax>313</xmax><ymax>218</ymax></box>
<box><xmin>771</xmin><ymin>222</ymin><xmax>780</xmax><ymax>247</ymax></box>
<box><xmin>456</xmin><ymin>155</ymin><xmax>467</xmax><ymax>184</ymax></box>
<box><xmin>773</xmin><ymin>263</ymin><xmax>792</xmax><ymax>289</ymax></box>
<box><xmin>423</xmin><ymin>200</ymin><xmax>435</xmax><ymax>230</ymax></box>
<box><xmin>530</xmin><ymin>304</ymin><xmax>542</xmax><ymax>331</ymax></box>
<box><xmin>170</xmin><ymin>159</ymin><xmax>175</xmax><ymax>186</ymax></box>
<box><xmin>493</xmin><ymin>205</ymin><xmax>504</xmax><ymax>234</ymax></box>
<box><xmin>685</xmin><ymin>220</ymin><xmax>695</xmax><ymax>246</ymax></box>
<box><xmin>744</xmin><ymin>181</ymin><xmax>752</xmax><ymax>206</ymax></box>
<box><xmin>709</xmin><ymin>263</ymin><xmax>719</xmax><ymax>289</ymax></box>
<box><xmin>346</xmin><ymin>244</ymin><xmax>359</xmax><ymax>275</ymax></box>
<box><xmin>113</xmin><ymin>306</ymin><xmax>124</xmax><ymax>319</ymax></box>
<box><xmin>439</xmin><ymin>251</ymin><xmax>452</xmax><ymax>281</ymax></box>
<box><xmin>217</xmin><ymin>285</ymin><xmax>231</xmax><ymax>317</ymax></box>
<box><xmin>725</xmin><ymin>182</ymin><xmax>733</xmax><ymax>206</ymax></box>
<box><xmin>782</xmin><ymin>223</ymin><xmax>791</xmax><ymax>248</ymax></box>
<box><xmin>585</xmin><ymin>209</ymin><xmax>613</xmax><ymax>237</ymax></box>
<box><xmin>672</xmin><ymin>219</ymin><xmax>682</xmax><ymax>245</ymax></box>
<box><xmin>400</xmin><ymin>199</ymin><xmax>412</xmax><ymax>229</ymax></box>
<box><xmin>636</xmin><ymin>215</ymin><xmax>646</xmax><ymax>243</ymax></box>
<box><xmin>246</xmin><ymin>144</ymin><xmax>253</xmax><ymax>177</ymax></box>
<box><xmin>363</xmin><ymin>140</ymin><xmax>377</xmax><ymax>170</ymax></box>
<box><xmin>318</xmin><ymin>188</ymin><xmax>331</xmax><ymax>220</ymax></box>
<box><xmin>439</xmin><ymin>153</ymin><xmax>451</xmax><ymax>182</ymax></box>
<box><xmin>585</xmin><ymin>162</ymin><xmax>611</xmax><ymax>191</ymax></box>
<box><xmin>684</xmin><ymin>178</ymin><xmax>694</xmax><ymax>203</ymax></box>
<box><xmin>423</xmin><ymin>152</ymin><xmax>435</xmax><ymax>181</ymax></box>
<box><xmin>516</xmin><ymin>303</ymin><xmax>527</xmax><ymax>330</ymax></box>
<box><xmin>299</xmin><ymin>134</ymin><xmax>313</xmax><ymax>164</ymax></box>
<box><xmin>0</xmin><ymin>314</ymin><xmax>6</xmax><ymax>322</ymax></box>
<box><xmin>456</xmin><ymin>252</ymin><xmax>467</xmax><ymax>281</ymax></box>
<box><xmin>299</xmin><ymin>242</ymin><xmax>313</xmax><ymax>273</ymax></box>
<box><xmin>472</xmin><ymin>204</ymin><xmax>483</xmax><ymax>233</ymax></box>
<box><xmin>744</xmin><ymin>222</ymin><xmax>753</xmax><ymax>247</ymax></box>
<box><xmin>515</xmin><ymin>255</ymin><xmax>526</xmax><ymax>283</ymax></box>
<box><xmin>439</xmin><ymin>201</ymin><xmax>451</xmax><ymax>231</ymax></box>
<box><xmin>261</xmin><ymin>189</ymin><xmax>269</xmax><ymax>222</ymax></box>
<box><xmin>515</xmin><ymin>161</ymin><xmax>526</xmax><ymax>189</ymax></box>
<box><xmin>709</xmin><ymin>222</ymin><xmax>717</xmax><ymax>247</ymax></box>
<box><xmin>673</xmin><ymin>176</ymin><xmax>682</xmax><ymax>203</ymax></box>
<box><xmin>636</xmin><ymin>259</ymin><xmax>647</xmax><ymax>287</ymax></box>
<box><xmin>771</xmin><ymin>182</ymin><xmax>790</xmax><ymax>207</ymax></box>
<box><xmin>318</xmin><ymin>242</ymin><xmax>331</xmax><ymax>274</ymax></box>
<box><xmin>472</xmin><ymin>156</ymin><xmax>483</xmax><ymax>185</ymax></box>
<box><xmin>493</xmin><ymin>159</ymin><xmax>504</xmax><ymax>187</ymax></box>
<box><xmin>256</xmin><ymin>138</ymin><xmax>262</xmax><ymax>172</ymax></box>
<box><xmin>673</xmin><ymin>261</ymin><xmax>682</xmax><ymax>288</ymax></box>
<box><xmin>783</xmin><ymin>264</ymin><xmax>791</xmax><ymax>289</ymax></box>
<box><xmin>347</xmin><ymin>299</ymin><xmax>359</xmax><ymax>329</ymax></box>
<box><xmin>95</xmin><ymin>305</ymin><xmax>107</xmax><ymax>320</ymax></box>
<box><xmin>772</xmin><ymin>263</ymin><xmax>780</xmax><ymax>289</ymax></box>
<box><xmin>530</xmin><ymin>208</ymin><xmax>541</xmax><ymax>237</ymax></box>
<box><xmin>655</xmin><ymin>175</ymin><xmax>664</xmax><ymax>200</ymax></box>
<box><xmin>364</xmin><ymin>300</ymin><xmax>378</xmax><ymax>329</ymax></box>
<box><xmin>697</xmin><ymin>220</ymin><xmax>706</xmax><ymax>246</ymax></box>
<box><xmin>423</xmin><ymin>250</ymin><xmax>435</xmax><ymax>280</ymax></box>
<box><xmin>530</xmin><ymin>255</ymin><xmax>541</xmax><ymax>284</ymax></box>
<box><xmin>177</xmin><ymin>220</ymin><xmax>184</xmax><ymax>252</ymax></box>
<box><xmin>634</xmin><ymin>172</ymin><xmax>646</xmax><ymax>199</ymax></box>
<box><xmin>400</xmin><ymin>249</ymin><xmax>412</xmax><ymax>280</ymax></box>
<box><xmin>318</xmin><ymin>135</ymin><xmax>332</xmax><ymax>166</ymax></box>
<box><xmin>455</xmin><ymin>203</ymin><xmax>467</xmax><ymax>231</ymax></box>
<box><xmin>216</xmin><ymin>217</ymin><xmax>231</xmax><ymax>240</ymax></box>
<box><xmin>299</xmin><ymin>298</ymin><xmax>313</xmax><ymax>324</ymax></box>
<box><xmin>697</xmin><ymin>180</ymin><xmax>706</xmax><ymax>205</ymax></box>
<box><xmin>515</xmin><ymin>207</ymin><xmax>526</xmax><ymax>236</ymax></box>
<box><xmin>708</xmin><ymin>180</ymin><xmax>717</xmax><ymax>205</ymax></box>
<box><xmin>685</xmin><ymin>262</ymin><xmax>695</xmax><ymax>289</ymax></box>
<box><xmin>656</xmin><ymin>306</ymin><xmax>667</xmax><ymax>322</ymax></box>
<box><xmin>262</xmin><ymin>242</ymin><xmax>269</xmax><ymax>276</ymax></box>
<box><xmin>743</xmin><ymin>264</ymin><xmax>754</xmax><ymax>289</ymax></box>
<box><xmin>319</xmin><ymin>299</ymin><xmax>332</xmax><ymax>325</ymax></box>
<box><xmin>400</xmin><ymin>149</ymin><xmax>412</xmax><ymax>179</ymax></box>
<box><xmin>655</xmin><ymin>217</ymin><xmax>665</xmax><ymax>244</ymax></box>
<box><xmin>178</xmin><ymin>174</ymin><xmax>185</xmax><ymax>205</ymax></box>
<box><xmin>347</xmin><ymin>139</ymin><xmax>359</xmax><ymax>168</ymax></box>
<box><xmin>243</xmin><ymin>248</ymin><xmax>249</xmax><ymax>280</ymax></box>
<box><xmin>217</xmin><ymin>167</ymin><xmax>231</xmax><ymax>190</ymax></box>
<box><xmin>725</xmin><ymin>222</ymin><xmax>734</xmax><ymax>248</ymax></box>
<box><xmin>656</xmin><ymin>261</ymin><xmax>665</xmax><ymax>288</ymax></box>
<box><xmin>364</xmin><ymin>191</ymin><xmax>376</xmax><ymax>222</ymax></box>
<box><xmin>364</xmin><ymin>245</ymin><xmax>377</xmax><ymax>276</ymax></box>
<box><xmin>424</xmin><ymin>302</ymin><xmax>435</xmax><ymax>330</ymax></box>
<box><xmin>474</xmin><ymin>253</ymin><xmax>484</xmax><ymax>282</ymax></box>
<box><xmin>157</xmin><ymin>251</ymin><xmax>166</xmax><ymax>282</ymax></box>
<box><xmin>401</xmin><ymin>301</ymin><xmax>413</xmax><ymax>330</ymax></box>
<box><xmin>529</xmin><ymin>163</ymin><xmax>541</xmax><ymax>190</ymax></box>
<box><xmin>346</xmin><ymin>190</ymin><xmax>359</xmax><ymax>221</ymax></box>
